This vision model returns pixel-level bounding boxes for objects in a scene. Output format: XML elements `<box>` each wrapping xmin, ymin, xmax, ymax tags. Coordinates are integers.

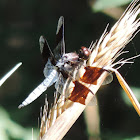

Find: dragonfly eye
<box><xmin>79</xmin><ymin>46</ymin><xmax>91</xmax><ymax>60</ymax></box>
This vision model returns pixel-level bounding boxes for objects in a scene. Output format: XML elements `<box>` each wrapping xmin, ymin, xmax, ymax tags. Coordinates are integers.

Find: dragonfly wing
<box><xmin>55</xmin><ymin>73</ymin><xmax>66</xmax><ymax>94</ymax></box>
<box><xmin>53</xmin><ymin>16</ymin><xmax>65</xmax><ymax>60</ymax></box>
<box><xmin>102</xmin><ymin>73</ymin><xmax>113</xmax><ymax>85</ymax></box>
<box><xmin>43</xmin><ymin>59</ymin><xmax>54</xmax><ymax>78</ymax></box>
<box><xmin>18</xmin><ymin>69</ymin><xmax>58</xmax><ymax>108</ymax></box>
<box><xmin>87</xmin><ymin>96</ymin><xmax>97</xmax><ymax>106</ymax></box>
<box><xmin>39</xmin><ymin>36</ymin><xmax>55</xmax><ymax>65</ymax></box>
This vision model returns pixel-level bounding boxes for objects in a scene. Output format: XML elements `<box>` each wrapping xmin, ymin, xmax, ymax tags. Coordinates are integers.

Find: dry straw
<box><xmin>40</xmin><ymin>0</ymin><xmax>140</xmax><ymax>139</ymax></box>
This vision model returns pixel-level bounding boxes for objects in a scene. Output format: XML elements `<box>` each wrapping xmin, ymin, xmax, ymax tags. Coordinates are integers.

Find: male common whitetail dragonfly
<box><xmin>18</xmin><ymin>16</ymin><xmax>111</xmax><ymax>108</ymax></box>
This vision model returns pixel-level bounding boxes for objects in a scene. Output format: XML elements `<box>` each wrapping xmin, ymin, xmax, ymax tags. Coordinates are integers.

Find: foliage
<box><xmin>0</xmin><ymin>107</ymin><xmax>38</xmax><ymax>140</ymax></box>
<box><xmin>92</xmin><ymin>0</ymin><xmax>132</xmax><ymax>12</ymax></box>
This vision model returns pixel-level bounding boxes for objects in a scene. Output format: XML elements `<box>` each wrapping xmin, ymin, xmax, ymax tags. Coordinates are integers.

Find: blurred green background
<box><xmin>0</xmin><ymin>0</ymin><xmax>140</xmax><ymax>140</ymax></box>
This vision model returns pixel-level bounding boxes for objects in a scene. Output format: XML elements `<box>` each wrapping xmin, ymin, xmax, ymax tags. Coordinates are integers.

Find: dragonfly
<box><xmin>18</xmin><ymin>16</ymin><xmax>113</xmax><ymax>109</ymax></box>
<box><xmin>18</xmin><ymin>17</ymin><xmax>82</xmax><ymax>108</ymax></box>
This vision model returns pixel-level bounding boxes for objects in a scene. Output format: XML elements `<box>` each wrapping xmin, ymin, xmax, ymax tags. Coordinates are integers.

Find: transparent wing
<box><xmin>55</xmin><ymin>73</ymin><xmax>66</xmax><ymax>94</ymax></box>
<box><xmin>102</xmin><ymin>73</ymin><xmax>113</xmax><ymax>85</ymax></box>
<box><xmin>87</xmin><ymin>96</ymin><xmax>97</xmax><ymax>106</ymax></box>
<box><xmin>43</xmin><ymin>59</ymin><xmax>54</xmax><ymax>77</ymax></box>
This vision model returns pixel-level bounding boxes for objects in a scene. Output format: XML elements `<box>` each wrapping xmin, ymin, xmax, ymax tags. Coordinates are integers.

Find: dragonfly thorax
<box><xmin>56</xmin><ymin>52</ymin><xmax>79</xmax><ymax>72</ymax></box>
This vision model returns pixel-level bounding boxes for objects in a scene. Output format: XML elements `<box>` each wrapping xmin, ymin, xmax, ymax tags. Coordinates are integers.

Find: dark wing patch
<box><xmin>69</xmin><ymin>81</ymin><xmax>91</xmax><ymax>105</ymax></box>
<box><xmin>53</xmin><ymin>16</ymin><xmax>65</xmax><ymax>60</ymax></box>
<box><xmin>39</xmin><ymin>36</ymin><xmax>54</xmax><ymax>65</ymax></box>
<box><xmin>80</xmin><ymin>66</ymin><xmax>105</xmax><ymax>85</ymax></box>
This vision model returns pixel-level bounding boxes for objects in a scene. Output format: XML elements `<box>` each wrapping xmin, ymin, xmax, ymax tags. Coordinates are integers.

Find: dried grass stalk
<box><xmin>40</xmin><ymin>0</ymin><xmax>140</xmax><ymax>139</ymax></box>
